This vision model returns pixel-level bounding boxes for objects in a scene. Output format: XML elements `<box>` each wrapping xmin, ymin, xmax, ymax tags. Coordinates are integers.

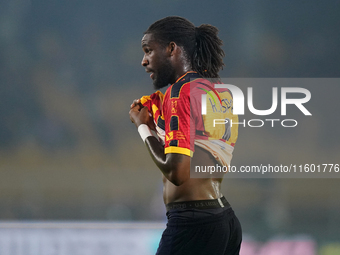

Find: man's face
<box><xmin>141</xmin><ymin>33</ymin><xmax>176</xmax><ymax>89</ymax></box>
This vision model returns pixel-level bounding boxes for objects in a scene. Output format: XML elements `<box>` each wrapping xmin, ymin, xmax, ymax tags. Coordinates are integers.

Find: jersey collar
<box><xmin>174</xmin><ymin>71</ymin><xmax>200</xmax><ymax>84</ymax></box>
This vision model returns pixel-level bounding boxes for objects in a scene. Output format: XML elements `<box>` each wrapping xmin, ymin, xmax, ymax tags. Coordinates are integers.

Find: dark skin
<box><xmin>129</xmin><ymin>33</ymin><xmax>223</xmax><ymax>204</ymax></box>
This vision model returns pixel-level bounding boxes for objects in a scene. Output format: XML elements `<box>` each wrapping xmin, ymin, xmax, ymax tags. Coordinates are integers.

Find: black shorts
<box><xmin>156</xmin><ymin>205</ymin><xmax>242</xmax><ymax>255</ymax></box>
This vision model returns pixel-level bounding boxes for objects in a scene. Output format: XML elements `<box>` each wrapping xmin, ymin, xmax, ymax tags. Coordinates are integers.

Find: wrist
<box><xmin>137</xmin><ymin>124</ymin><xmax>152</xmax><ymax>142</ymax></box>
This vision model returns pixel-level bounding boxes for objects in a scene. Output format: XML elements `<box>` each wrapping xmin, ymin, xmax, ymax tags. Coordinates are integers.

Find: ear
<box><xmin>167</xmin><ymin>42</ymin><xmax>177</xmax><ymax>56</ymax></box>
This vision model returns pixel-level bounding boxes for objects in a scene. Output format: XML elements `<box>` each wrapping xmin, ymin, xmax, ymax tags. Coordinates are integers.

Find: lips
<box><xmin>146</xmin><ymin>69</ymin><xmax>155</xmax><ymax>80</ymax></box>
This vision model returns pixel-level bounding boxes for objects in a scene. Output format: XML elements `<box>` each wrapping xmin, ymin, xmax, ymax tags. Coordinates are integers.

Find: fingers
<box><xmin>130</xmin><ymin>99</ymin><xmax>141</xmax><ymax>109</ymax></box>
<box><xmin>129</xmin><ymin>104</ymin><xmax>140</xmax><ymax>123</ymax></box>
<box><xmin>140</xmin><ymin>107</ymin><xmax>153</xmax><ymax>118</ymax></box>
<box><xmin>129</xmin><ymin>108</ymin><xmax>134</xmax><ymax>123</ymax></box>
<box><xmin>140</xmin><ymin>106</ymin><xmax>148</xmax><ymax>113</ymax></box>
<box><xmin>131</xmin><ymin>104</ymin><xmax>140</xmax><ymax>111</ymax></box>
<box><xmin>129</xmin><ymin>103</ymin><xmax>152</xmax><ymax>128</ymax></box>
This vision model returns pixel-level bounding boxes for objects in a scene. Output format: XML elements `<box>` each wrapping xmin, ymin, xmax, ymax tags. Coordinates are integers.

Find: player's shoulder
<box><xmin>167</xmin><ymin>71</ymin><xmax>201</xmax><ymax>99</ymax></box>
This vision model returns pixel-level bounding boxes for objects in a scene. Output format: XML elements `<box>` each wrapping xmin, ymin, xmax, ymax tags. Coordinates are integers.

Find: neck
<box><xmin>173</xmin><ymin>61</ymin><xmax>192</xmax><ymax>82</ymax></box>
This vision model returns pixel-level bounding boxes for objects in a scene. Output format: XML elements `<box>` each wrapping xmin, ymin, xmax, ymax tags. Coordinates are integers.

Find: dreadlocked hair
<box><xmin>145</xmin><ymin>16</ymin><xmax>225</xmax><ymax>78</ymax></box>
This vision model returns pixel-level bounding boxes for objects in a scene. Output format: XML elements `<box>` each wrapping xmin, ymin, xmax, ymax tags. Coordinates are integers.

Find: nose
<box><xmin>141</xmin><ymin>55</ymin><xmax>148</xmax><ymax>67</ymax></box>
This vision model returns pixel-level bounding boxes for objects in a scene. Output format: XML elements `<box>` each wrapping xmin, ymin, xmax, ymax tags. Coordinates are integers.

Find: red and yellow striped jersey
<box><xmin>141</xmin><ymin>71</ymin><xmax>238</xmax><ymax>164</ymax></box>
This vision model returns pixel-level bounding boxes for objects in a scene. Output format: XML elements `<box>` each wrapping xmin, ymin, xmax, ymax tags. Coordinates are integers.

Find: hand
<box><xmin>129</xmin><ymin>99</ymin><xmax>156</xmax><ymax>130</ymax></box>
<box><xmin>129</xmin><ymin>104</ymin><xmax>150</xmax><ymax>128</ymax></box>
<box><xmin>130</xmin><ymin>99</ymin><xmax>143</xmax><ymax>110</ymax></box>
<box><xmin>129</xmin><ymin>98</ymin><xmax>146</xmax><ymax>127</ymax></box>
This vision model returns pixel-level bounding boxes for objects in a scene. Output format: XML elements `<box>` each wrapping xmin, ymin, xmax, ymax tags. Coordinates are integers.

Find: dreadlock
<box><xmin>144</xmin><ymin>16</ymin><xmax>225</xmax><ymax>78</ymax></box>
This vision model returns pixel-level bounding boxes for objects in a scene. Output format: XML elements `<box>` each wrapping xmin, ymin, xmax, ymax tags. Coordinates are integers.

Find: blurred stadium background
<box><xmin>0</xmin><ymin>0</ymin><xmax>340</xmax><ymax>254</ymax></box>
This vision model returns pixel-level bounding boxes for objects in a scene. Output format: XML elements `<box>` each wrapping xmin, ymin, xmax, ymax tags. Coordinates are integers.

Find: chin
<box><xmin>152</xmin><ymin>68</ymin><xmax>175</xmax><ymax>90</ymax></box>
<box><xmin>153</xmin><ymin>79</ymin><xmax>169</xmax><ymax>90</ymax></box>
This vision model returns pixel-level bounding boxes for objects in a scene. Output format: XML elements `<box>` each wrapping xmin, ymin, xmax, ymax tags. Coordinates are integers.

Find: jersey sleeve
<box><xmin>163</xmin><ymin>82</ymin><xmax>192</xmax><ymax>157</ymax></box>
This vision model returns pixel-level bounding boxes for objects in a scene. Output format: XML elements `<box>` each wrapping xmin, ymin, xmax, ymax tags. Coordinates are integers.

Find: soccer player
<box><xmin>129</xmin><ymin>16</ymin><xmax>242</xmax><ymax>255</ymax></box>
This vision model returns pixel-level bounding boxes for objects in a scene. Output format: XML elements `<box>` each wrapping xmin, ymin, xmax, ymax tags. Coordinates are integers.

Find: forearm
<box><xmin>144</xmin><ymin>136</ymin><xmax>175</xmax><ymax>182</ymax></box>
<box><xmin>130</xmin><ymin>106</ymin><xmax>189</xmax><ymax>186</ymax></box>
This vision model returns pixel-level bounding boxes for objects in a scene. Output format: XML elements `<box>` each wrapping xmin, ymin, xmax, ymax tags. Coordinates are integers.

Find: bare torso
<box><xmin>162</xmin><ymin>146</ymin><xmax>224</xmax><ymax>204</ymax></box>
